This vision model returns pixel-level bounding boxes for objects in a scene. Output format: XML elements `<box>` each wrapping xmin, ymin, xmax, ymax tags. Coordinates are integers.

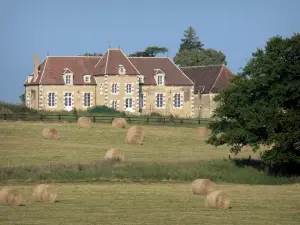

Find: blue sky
<box><xmin>0</xmin><ymin>0</ymin><xmax>299</xmax><ymax>103</ymax></box>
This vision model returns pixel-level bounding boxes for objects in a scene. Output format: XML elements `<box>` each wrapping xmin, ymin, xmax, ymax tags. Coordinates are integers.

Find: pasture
<box><xmin>0</xmin><ymin>121</ymin><xmax>300</xmax><ymax>224</ymax></box>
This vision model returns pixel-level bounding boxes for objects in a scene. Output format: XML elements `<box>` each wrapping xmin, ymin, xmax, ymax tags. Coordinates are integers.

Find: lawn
<box><xmin>0</xmin><ymin>182</ymin><xmax>299</xmax><ymax>225</ymax></box>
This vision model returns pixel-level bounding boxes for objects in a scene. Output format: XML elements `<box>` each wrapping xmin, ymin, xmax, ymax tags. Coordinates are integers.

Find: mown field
<box><xmin>0</xmin><ymin>121</ymin><xmax>300</xmax><ymax>224</ymax></box>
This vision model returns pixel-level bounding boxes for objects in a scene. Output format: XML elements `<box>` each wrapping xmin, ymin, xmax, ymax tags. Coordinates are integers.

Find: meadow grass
<box><xmin>0</xmin><ymin>182</ymin><xmax>299</xmax><ymax>225</ymax></box>
<box><xmin>0</xmin><ymin>121</ymin><xmax>299</xmax><ymax>184</ymax></box>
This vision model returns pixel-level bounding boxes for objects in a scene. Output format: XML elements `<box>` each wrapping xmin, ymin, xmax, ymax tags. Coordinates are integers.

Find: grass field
<box><xmin>0</xmin><ymin>182</ymin><xmax>299</xmax><ymax>225</ymax></box>
<box><xmin>0</xmin><ymin>121</ymin><xmax>300</xmax><ymax>224</ymax></box>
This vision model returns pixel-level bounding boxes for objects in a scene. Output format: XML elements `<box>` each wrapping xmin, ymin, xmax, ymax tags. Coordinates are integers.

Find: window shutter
<box><xmin>131</xmin><ymin>83</ymin><xmax>134</xmax><ymax>93</ymax></box>
<box><xmin>117</xmin><ymin>100</ymin><xmax>120</xmax><ymax>110</ymax></box>
<box><xmin>132</xmin><ymin>98</ymin><xmax>135</xmax><ymax>108</ymax></box>
<box><xmin>55</xmin><ymin>92</ymin><xmax>58</xmax><ymax>106</ymax></box>
<box><xmin>90</xmin><ymin>92</ymin><xmax>93</xmax><ymax>107</ymax></box>
<box><xmin>117</xmin><ymin>83</ymin><xmax>120</xmax><ymax>94</ymax></box>
<box><xmin>82</xmin><ymin>92</ymin><xmax>85</xmax><ymax>106</ymax></box>
<box><xmin>143</xmin><ymin>93</ymin><xmax>146</xmax><ymax>108</ymax></box>
<box><xmin>173</xmin><ymin>93</ymin><xmax>176</xmax><ymax>108</ymax></box>
<box><xmin>162</xmin><ymin>93</ymin><xmax>165</xmax><ymax>107</ymax></box>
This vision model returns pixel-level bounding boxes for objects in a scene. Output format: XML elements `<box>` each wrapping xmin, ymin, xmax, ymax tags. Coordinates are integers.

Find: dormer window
<box><xmin>84</xmin><ymin>75</ymin><xmax>91</xmax><ymax>83</ymax></box>
<box><xmin>66</xmin><ymin>75</ymin><xmax>71</xmax><ymax>85</ymax></box>
<box><xmin>157</xmin><ymin>75</ymin><xmax>163</xmax><ymax>85</ymax></box>
<box><xmin>154</xmin><ymin>69</ymin><xmax>165</xmax><ymax>86</ymax></box>
<box><xmin>63</xmin><ymin>68</ymin><xmax>73</xmax><ymax>85</ymax></box>
<box><xmin>118</xmin><ymin>65</ymin><xmax>126</xmax><ymax>75</ymax></box>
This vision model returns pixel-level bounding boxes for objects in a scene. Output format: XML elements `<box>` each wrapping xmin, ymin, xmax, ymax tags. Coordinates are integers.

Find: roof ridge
<box><xmin>180</xmin><ymin>64</ymin><xmax>224</xmax><ymax>68</ymax></box>
<box><xmin>104</xmin><ymin>49</ymin><xmax>110</xmax><ymax>74</ymax></box>
<box><xmin>118</xmin><ymin>49</ymin><xmax>141</xmax><ymax>74</ymax></box>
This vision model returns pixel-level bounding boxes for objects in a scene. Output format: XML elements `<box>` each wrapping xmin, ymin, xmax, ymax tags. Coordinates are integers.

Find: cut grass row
<box><xmin>0</xmin><ymin>183</ymin><xmax>299</xmax><ymax>225</ymax></box>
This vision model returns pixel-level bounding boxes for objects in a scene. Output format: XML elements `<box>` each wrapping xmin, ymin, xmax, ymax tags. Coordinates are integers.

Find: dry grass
<box><xmin>112</xmin><ymin>118</ymin><xmax>127</xmax><ymax>128</ymax></box>
<box><xmin>0</xmin><ymin>183</ymin><xmax>299</xmax><ymax>225</ymax></box>
<box><xmin>33</xmin><ymin>184</ymin><xmax>57</xmax><ymax>203</ymax></box>
<box><xmin>77</xmin><ymin>117</ymin><xmax>92</xmax><ymax>129</ymax></box>
<box><xmin>191</xmin><ymin>179</ymin><xmax>213</xmax><ymax>195</ymax></box>
<box><xmin>42</xmin><ymin>128</ymin><xmax>59</xmax><ymax>140</ymax></box>
<box><xmin>196</xmin><ymin>127</ymin><xmax>211</xmax><ymax>136</ymax></box>
<box><xmin>104</xmin><ymin>148</ymin><xmax>125</xmax><ymax>162</ymax></box>
<box><xmin>0</xmin><ymin>121</ymin><xmax>262</xmax><ymax>167</ymax></box>
<box><xmin>125</xmin><ymin>125</ymin><xmax>144</xmax><ymax>145</ymax></box>
<box><xmin>0</xmin><ymin>188</ymin><xmax>22</xmax><ymax>206</ymax></box>
<box><xmin>205</xmin><ymin>190</ymin><xmax>230</xmax><ymax>209</ymax></box>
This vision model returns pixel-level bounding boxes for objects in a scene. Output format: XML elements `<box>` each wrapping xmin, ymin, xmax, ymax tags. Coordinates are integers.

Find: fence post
<box><xmin>147</xmin><ymin>117</ymin><xmax>150</xmax><ymax>124</ymax></box>
<box><xmin>128</xmin><ymin>117</ymin><xmax>131</xmax><ymax>123</ymax></box>
<box><xmin>198</xmin><ymin>119</ymin><xmax>201</xmax><ymax>124</ymax></box>
<box><xmin>40</xmin><ymin>114</ymin><xmax>43</xmax><ymax>121</ymax></box>
<box><xmin>180</xmin><ymin>119</ymin><xmax>183</xmax><ymax>124</ymax></box>
<box><xmin>93</xmin><ymin>116</ymin><xmax>96</xmax><ymax>123</ymax></box>
<box><xmin>4</xmin><ymin>114</ymin><xmax>7</xmax><ymax>120</ymax></box>
<box><xmin>58</xmin><ymin>115</ymin><xmax>61</xmax><ymax>121</ymax></box>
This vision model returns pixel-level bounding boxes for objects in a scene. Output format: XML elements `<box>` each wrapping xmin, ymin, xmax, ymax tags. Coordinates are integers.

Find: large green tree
<box><xmin>206</xmin><ymin>33</ymin><xmax>300</xmax><ymax>174</ymax></box>
<box><xmin>19</xmin><ymin>93</ymin><xmax>25</xmax><ymax>105</ymax></box>
<box><xmin>128</xmin><ymin>46</ymin><xmax>168</xmax><ymax>57</ymax></box>
<box><xmin>174</xmin><ymin>26</ymin><xmax>226</xmax><ymax>66</ymax></box>
<box><xmin>179</xmin><ymin>26</ymin><xmax>204</xmax><ymax>52</ymax></box>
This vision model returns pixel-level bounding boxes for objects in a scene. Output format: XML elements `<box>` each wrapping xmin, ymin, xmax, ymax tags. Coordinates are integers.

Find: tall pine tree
<box><xmin>179</xmin><ymin>26</ymin><xmax>204</xmax><ymax>52</ymax></box>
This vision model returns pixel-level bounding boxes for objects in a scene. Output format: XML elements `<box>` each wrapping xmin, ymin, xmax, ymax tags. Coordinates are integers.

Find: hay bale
<box><xmin>0</xmin><ymin>188</ymin><xmax>22</xmax><ymax>206</ymax></box>
<box><xmin>77</xmin><ymin>117</ymin><xmax>92</xmax><ymax>128</ymax></box>
<box><xmin>112</xmin><ymin>118</ymin><xmax>127</xmax><ymax>128</ymax></box>
<box><xmin>42</xmin><ymin>128</ymin><xmax>59</xmax><ymax>140</ymax></box>
<box><xmin>33</xmin><ymin>184</ymin><xmax>57</xmax><ymax>203</ymax></box>
<box><xmin>104</xmin><ymin>148</ymin><xmax>125</xmax><ymax>162</ymax></box>
<box><xmin>196</xmin><ymin>127</ymin><xmax>211</xmax><ymax>136</ymax></box>
<box><xmin>191</xmin><ymin>179</ymin><xmax>213</xmax><ymax>195</ymax></box>
<box><xmin>125</xmin><ymin>126</ymin><xmax>144</xmax><ymax>145</ymax></box>
<box><xmin>205</xmin><ymin>190</ymin><xmax>230</xmax><ymax>209</ymax></box>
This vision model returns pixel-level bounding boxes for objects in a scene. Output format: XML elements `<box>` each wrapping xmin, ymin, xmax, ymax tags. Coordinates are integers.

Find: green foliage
<box><xmin>80</xmin><ymin>52</ymin><xmax>103</xmax><ymax>56</ymax></box>
<box><xmin>0</xmin><ymin>101</ymin><xmax>37</xmax><ymax>114</ymax></box>
<box><xmin>87</xmin><ymin>105</ymin><xmax>125</xmax><ymax>116</ymax></box>
<box><xmin>179</xmin><ymin>26</ymin><xmax>204</xmax><ymax>52</ymax></box>
<box><xmin>129</xmin><ymin>46</ymin><xmax>168</xmax><ymax>57</ymax></box>
<box><xmin>0</xmin><ymin>159</ymin><xmax>298</xmax><ymax>184</ymax></box>
<box><xmin>19</xmin><ymin>93</ymin><xmax>25</xmax><ymax>104</ymax></box>
<box><xmin>206</xmin><ymin>33</ymin><xmax>300</xmax><ymax>174</ymax></box>
<box><xmin>0</xmin><ymin>107</ymin><xmax>13</xmax><ymax>114</ymax></box>
<box><xmin>174</xmin><ymin>49</ymin><xmax>227</xmax><ymax>66</ymax></box>
<box><xmin>174</xmin><ymin>26</ymin><xmax>227</xmax><ymax>66</ymax></box>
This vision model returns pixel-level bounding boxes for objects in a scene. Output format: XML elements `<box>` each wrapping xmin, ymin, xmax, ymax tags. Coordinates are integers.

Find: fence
<box><xmin>0</xmin><ymin>113</ymin><xmax>212</xmax><ymax>126</ymax></box>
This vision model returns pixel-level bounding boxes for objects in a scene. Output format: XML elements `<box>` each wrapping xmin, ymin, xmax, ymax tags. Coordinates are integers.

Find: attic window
<box><xmin>84</xmin><ymin>75</ymin><xmax>91</xmax><ymax>83</ymax></box>
<box><xmin>66</xmin><ymin>75</ymin><xmax>71</xmax><ymax>85</ymax></box>
<box><xmin>157</xmin><ymin>75</ymin><xmax>164</xmax><ymax>85</ymax></box>
<box><xmin>118</xmin><ymin>65</ymin><xmax>126</xmax><ymax>75</ymax></box>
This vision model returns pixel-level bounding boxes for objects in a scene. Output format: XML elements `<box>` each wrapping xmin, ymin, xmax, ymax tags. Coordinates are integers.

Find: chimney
<box><xmin>33</xmin><ymin>54</ymin><xmax>38</xmax><ymax>81</ymax></box>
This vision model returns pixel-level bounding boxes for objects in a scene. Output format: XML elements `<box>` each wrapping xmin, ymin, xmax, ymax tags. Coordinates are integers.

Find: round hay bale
<box><xmin>42</xmin><ymin>128</ymin><xmax>59</xmax><ymax>140</ymax></box>
<box><xmin>77</xmin><ymin>117</ymin><xmax>92</xmax><ymax>129</ymax></box>
<box><xmin>33</xmin><ymin>184</ymin><xmax>57</xmax><ymax>203</ymax></box>
<box><xmin>104</xmin><ymin>148</ymin><xmax>125</xmax><ymax>162</ymax></box>
<box><xmin>205</xmin><ymin>190</ymin><xmax>230</xmax><ymax>209</ymax></box>
<box><xmin>0</xmin><ymin>188</ymin><xmax>22</xmax><ymax>206</ymax></box>
<box><xmin>125</xmin><ymin>126</ymin><xmax>144</xmax><ymax>145</ymax></box>
<box><xmin>191</xmin><ymin>179</ymin><xmax>213</xmax><ymax>195</ymax></box>
<box><xmin>112</xmin><ymin>118</ymin><xmax>127</xmax><ymax>128</ymax></box>
<box><xmin>196</xmin><ymin>127</ymin><xmax>211</xmax><ymax>136</ymax></box>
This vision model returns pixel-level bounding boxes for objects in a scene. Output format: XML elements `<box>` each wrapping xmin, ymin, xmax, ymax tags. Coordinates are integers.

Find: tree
<box><xmin>19</xmin><ymin>93</ymin><xmax>25</xmax><ymax>105</ymax></box>
<box><xmin>129</xmin><ymin>46</ymin><xmax>168</xmax><ymax>57</ymax></box>
<box><xmin>179</xmin><ymin>26</ymin><xmax>204</xmax><ymax>52</ymax></box>
<box><xmin>173</xmin><ymin>49</ymin><xmax>227</xmax><ymax>66</ymax></box>
<box><xmin>80</xmin><ymin>52</ymin><xmax>103</xmax><ymax>56</ymax></box>
<box><xmin>174</xmin><ymin>26</ymin><xmax>226</xmax><ymax>66</ymax></box>
<box><xmin>206</xmin><ymin>33</ymin><xmax>300</xmax><ymax>174</ymax></box>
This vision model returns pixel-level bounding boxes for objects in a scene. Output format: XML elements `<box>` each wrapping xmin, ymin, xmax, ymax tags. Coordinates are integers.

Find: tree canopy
<box><xmin>80</xmin><ymin>52</ymin><xmax>103</xmax><ymax>56</ymax></box>
<box><xmin>174</xmin><ymin>26</ymin><xmax>227</xmax><ymax>66</ymax></box>
<box><xmin>128</xmin><ymin>46</ymin><xmax>168</xmax><ymax>57</ymax></box>
<box><xmin>206</xmin><ymin>33</ymin><xmax>300</xmax><ymax>174</ymax></box>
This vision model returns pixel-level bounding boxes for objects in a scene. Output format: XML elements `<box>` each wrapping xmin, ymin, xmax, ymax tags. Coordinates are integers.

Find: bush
<box><xmin>0</xmin><ymin>107</ymin><xmax>13</xmax><ymax>114</ymax></box>
<box><xmin>87</xmin><ymin>105</ymin><xmax>125</xmax><ymax>116</ymax></box>
<box><xmin>0</xmin><ymin>101</ymin><xmax>37</xmax><ymax>114</ymax></box>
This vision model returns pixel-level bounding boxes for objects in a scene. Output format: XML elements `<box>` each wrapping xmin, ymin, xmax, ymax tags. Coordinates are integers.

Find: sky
<box><xmin>0</xmin><ymin>0</ymin><xmax>299</xmax><ymax>103</ymax></box>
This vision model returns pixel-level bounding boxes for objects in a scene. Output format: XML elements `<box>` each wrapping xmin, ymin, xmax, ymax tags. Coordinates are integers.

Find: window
<box><xmin>126</xmin><ymin>84</ymin><xmax>132</xmax><ymax>94</ymax></box>
<box><xmin>156</xmin><ymin>93</ymin><xmax>164</xmax><ymax>108</ymax></box>
<box><xmin>64</xmin><ymin>93</ymin><xmax>72</xmax><ymax>107</ymax></box>
<box><xmin>174</xmin><ymin>93</ymin><xmax>182</xmax><ymax>108</ymax></box>
<box><xmin>48</xmin><ymin>92</ymin><xmax>55</xmax><ymax>107</ymax></box>
<box><xmin>111</xmin><ymin>100</ymin><xmax>117</xmax><ymax>109</ymax></box>
<box><xmin>139</xmin><ymin>93</ymin><xmax>145</xmax><ymax>109</ymax></box>
<box><xmin>26</xmin><ymin>92</ymin><xmax>31</xmax><ymax>107</ymax></box>
<box><xmin>66</xmin><ymin>75</ymin><xmax>71</xmax><ymax>85</ymax></box>
<box><xmin>84</xmin><ymin>93</ymin><xmax>91</xmax><ymax>107</ymax></box>
<box><xmin>111</xmin><ymin>83</ymin><xmax>117</xmax><ymax>94</ymax></box>
<box><xmin>120</xmin><ymin>67</ymin><xmax>124</xmax><ymax>73</ymax></box>
<box><xmin>119</xmin><ymin>65</ymin><xmax>125</xmax><ymax>74</ymax></box>
<box><xmin>125</xmin><ymin>98</ymin><xmax>133</xmax><ymax>108</ymax></box>
<box><xmin>157</xmin><ymin>75</ymin><xmax>163</xmax><ymax>85</ymax></box>
<box><xmin>84</xmin><ymin>76</ymin><xmax>90</xmax><ymax>83</ymax></box>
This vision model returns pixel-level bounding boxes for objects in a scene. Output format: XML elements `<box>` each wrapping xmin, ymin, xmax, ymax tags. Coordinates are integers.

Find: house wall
<box><xmin>25</xmin><ymin>86</ymin><xmax>39</xmax><ymax>109</ymax></box>
<box><xmin>38</xmin><ymin>85</ymin><xmax>96</xmax><ymax>111</ymax></box>
<box><xmin>95</xmin><ymin>75</ymin><xmax>139</xmax><ymax>112</ymax></box>
<box><xmin>142</xmin><ymin>85</ymin><xmax>194</xmax><ymax>118</ymax></box>
<box><xmin>194</xmin><ymin>93</ymin><xmax>219</xmax><ymax>118</ymax></box>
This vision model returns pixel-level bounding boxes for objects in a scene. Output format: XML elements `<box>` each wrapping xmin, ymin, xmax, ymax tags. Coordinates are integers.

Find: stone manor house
<box><xmin>24</xmin><ymin>48</ymin><xmax>233</xmax><ymax>118</ymax></box>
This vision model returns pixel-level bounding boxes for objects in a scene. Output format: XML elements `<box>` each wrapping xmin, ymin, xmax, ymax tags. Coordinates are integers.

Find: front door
<box><xmin>64</xmin><ymin>93</ymin><xmax>73</xmax><ymax>111</ymax></box>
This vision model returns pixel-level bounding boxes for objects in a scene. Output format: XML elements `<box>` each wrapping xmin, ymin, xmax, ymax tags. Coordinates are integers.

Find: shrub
<box><xmin>88</xmin><ymin>105</ymin><xmax>125</xmax><ymax>116</ymax></box>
